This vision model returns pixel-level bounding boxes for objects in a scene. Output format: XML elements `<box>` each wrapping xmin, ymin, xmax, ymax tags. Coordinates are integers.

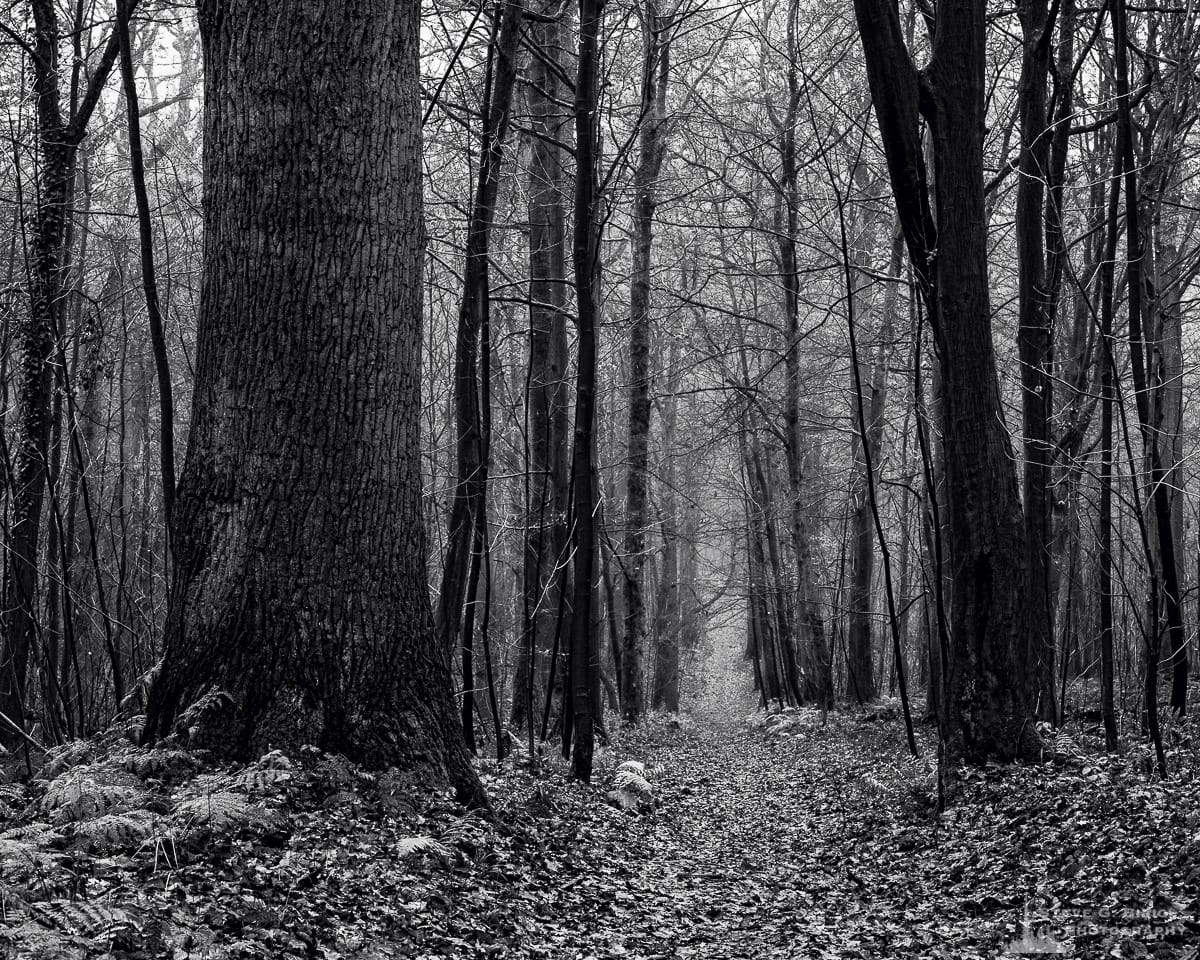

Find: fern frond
<box><xmin>1</xmin><ymin>822</ymin><xmax>56</xmax><ymax>844</ymax></box>
<box><xmin>0</xmin><ymin>783</ymin><xmax>28</xmax><ymax>820</ymax></box>
<box><xmin>38</xmin><ymin>741</ymin><xmax>96</xmax><ymax>780</ymax></box>
<box><xmin>173</xmin><ymin>791</ymin><xmax>276</xmax><ymax>833</ymax></box>
<box><xmin>41</xmin><ymin>775</ymin><xmax>143</xmax><ymax>824</ymax></box>
<box><xmin>0</xmin><ymin>921</ymin><xmax>85</xmax><ymax>960</ymax></box>
<box><xmin>189</xmin><ymin>771</ymin><xmax>235</xmax><ymax>794</ymax></box>
<box><xmin>72</xmin><ymin>813</ymin><xmax>154</xmax><ymax>853</ymax></box>
<box><xmin>174</xmin><ymin>791</ymin><xmax>251</xmax><ymax>827</ymax></box>
<box><xmin>395</xmin><ymin>835</ymin><xmax>452</xmax><ymax>861</ymax></box>
<box><xmin>0</xmin><ymin>880</ymin><xmax>30</xmax><ymax>913</ymax></box>
<box><xmin>31</xmin><ymin>899</ymin><xmax>135</xmax><ymax>937</ymax></box>
<box><xmin>0</xmin><ymin>837</ymin><xmax>62</xmax><ymax>876</ymax></box>
<box><xmin>119</xmin><ymin>748</ymin><xmax>198</xmax><ymax>780</ymax></box>
<box><xmin>175</xmin><ymin>689</ymin><xmax>234</xmax><ymax>739</ymax></box>
<box><xmin>1054</xmin><ymin>730</ymin><xmax>1081</xmax><ymax>758</ymax></box>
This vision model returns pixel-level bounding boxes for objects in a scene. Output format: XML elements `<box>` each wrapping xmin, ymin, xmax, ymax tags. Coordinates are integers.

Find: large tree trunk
<box><xmin>141</xmin><ymin>0</ymin><xmax>483</xmax><ymax>804</ymax></box>
<box><xmin>853</xmin><ymin>0</ymin><xmax>1038</xmax><ymax>765</ymax></box>
<box><xmin>931</xmin><ymin>0</ymin><xmax>1035</xmax><ymax>762</ymax></box>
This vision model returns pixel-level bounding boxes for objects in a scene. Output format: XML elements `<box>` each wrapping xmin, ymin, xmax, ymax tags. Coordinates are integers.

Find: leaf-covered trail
<box><xmin>495</xmin><ymin>651</ymin><xmax>1199</xmax><ymax>959</ymax></box>
<box><xmin>512</xmin><ymin>659</ymin><xmax>945</xmax><ymax>960</ymax></box>
<box><xmin>3</xmin><ymin>647</ymin><xmax>1198</xmax><ymax>959</ymax></box>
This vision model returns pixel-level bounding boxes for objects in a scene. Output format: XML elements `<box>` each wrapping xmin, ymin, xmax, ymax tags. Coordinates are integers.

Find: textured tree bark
<box><xmin>931</xmin><ymin>0</ymin><xmax>1037</xmax><ymax>762</ymax></box>
<box><xmin>141</xmin><ymin>0</ymin><xmax>483</xmax><ymax>805</ymax></box>
<box><xmin>621</xmin><ymin>0</ymin><xmax>670</xmax><ymax>725</ymax></box>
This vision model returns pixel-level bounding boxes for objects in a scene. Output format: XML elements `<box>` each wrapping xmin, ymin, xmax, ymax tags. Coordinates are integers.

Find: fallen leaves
<box><xmin>2</xmin><ymin>672</ymin><xmax>1200</xmax><ymax>958</ymax></box>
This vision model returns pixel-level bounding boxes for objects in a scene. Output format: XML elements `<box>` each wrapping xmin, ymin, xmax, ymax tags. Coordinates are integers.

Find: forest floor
<box><xmin>3</xmin><ymin>653</ymin><xmax>1200</xmax><ymax>959</ymax></box>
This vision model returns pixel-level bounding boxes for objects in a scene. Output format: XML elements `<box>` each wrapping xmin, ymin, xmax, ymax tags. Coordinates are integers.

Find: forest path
<box><xmin>510</xmin><ymin>651</ymin><xmax>1198</xmax><ymax>960</ymax></box>
<box><xmin>513</xmin><ymin>652</ymin><xmax>974</xmax><ymax>959</ymax></box>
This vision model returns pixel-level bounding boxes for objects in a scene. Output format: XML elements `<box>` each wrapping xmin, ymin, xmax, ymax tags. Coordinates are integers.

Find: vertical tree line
<box><xmin>0</xmin><ymin>0</ymin><xmax>1197</xmax><ymax>797</ymax></box>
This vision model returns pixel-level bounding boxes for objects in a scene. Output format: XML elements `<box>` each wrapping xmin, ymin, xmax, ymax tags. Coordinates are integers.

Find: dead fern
<box><xmin>31</xmin><ymin>899</ymin><xmax>136</xmax><ymax>938</ymax></box>
<box><xmin>395</xmin><ymin>835</ymin><xmax>453</xmax><ymax>862</ymax></box>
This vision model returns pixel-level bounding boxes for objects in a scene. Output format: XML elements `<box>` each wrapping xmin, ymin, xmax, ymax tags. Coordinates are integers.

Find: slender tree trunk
<box><xmin>652</xmin><ymin>339</ymin><xmax>681</xmax><ymax>712</ymax></box>
<box><xmin>1015</xmin><ymin>0</ymin><xmax>1057</xmax><ymax>720</ymax></box>
<box><xmin>440</xmin><ymin>1</ymin><xmax>525</xmax><ymax>707</ymax></box>
<box><xmin>775</xmin><ymin>0</ymin><xmax>832</xmax><ymax>708</ymax></box>
<box><xmin>117</xmin><ymin>0</ymin><xmax>176</xmax><ymax>529</ymax></box>
<box><xmin>567</xmin><ymin>0</ymin><xmax>605</xmax><ymax>780</ymax></box>
<box><xmin>1</xmin><ymin>6</ymin><xmax>120</xmax><ymax>747</ymax></box>
<box><xmin>1097</xmin><ymin>134</ymin><xmax>1122</xmax><ymax>754</ymax></box>
<box><xmin>1113</xmin><ymin>0</ymin><xmax>1186</xmax><ymax>722</ymax></box>
<box><xmin>621</xmin><ymin>0</ymin><xmax>670</xmax><ymax>725</ymax></box>
<box><xmin>847</xmin><ymin>220</ymin><xmax>901</xmax><ymax>704</ymax></box>
<box><xmin>515</xmin><ymin>0</ymin><xmax>571</xmax><ymax>735</ymax></box>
